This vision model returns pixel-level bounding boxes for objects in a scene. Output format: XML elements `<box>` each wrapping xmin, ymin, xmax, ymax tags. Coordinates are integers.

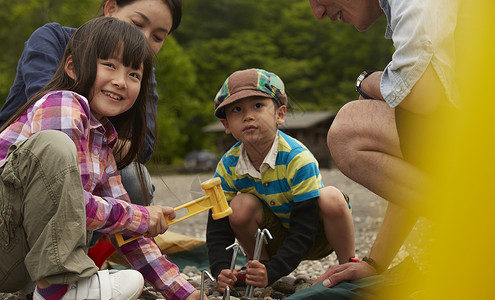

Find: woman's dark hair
<box><xmin>99</xmin><ymin>0</ymin><xmax>182</xmax><ymax>33</ymax></box>
<box><xmin>1</xmin><ymin>17</ymin><xmax>154</xmax><ymax>172</ymax></box>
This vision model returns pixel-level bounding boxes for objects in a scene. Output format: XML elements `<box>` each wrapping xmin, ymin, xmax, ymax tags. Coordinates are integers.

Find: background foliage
<box><xmin>0</xmin><ymin>0</ymin><xmax>393</xmax><ymax>165</ymax></box>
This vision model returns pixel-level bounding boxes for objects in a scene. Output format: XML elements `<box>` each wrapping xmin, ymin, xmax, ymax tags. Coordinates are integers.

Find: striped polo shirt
<box><xmin>215</xmin><ymin>130</ymin><xmax>323</xmax><ymax>229</ymax></box>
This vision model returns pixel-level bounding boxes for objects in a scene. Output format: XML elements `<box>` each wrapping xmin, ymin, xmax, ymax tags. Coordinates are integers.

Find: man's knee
<box><xmin>327</xmin><ymin>123</ymin><xmax>352</xmax><ymax>174</ymax></box>
<box><xmin>327</xmin><ymin>102</ymin><xmax>357</xmax><ymax>160</ymax></box>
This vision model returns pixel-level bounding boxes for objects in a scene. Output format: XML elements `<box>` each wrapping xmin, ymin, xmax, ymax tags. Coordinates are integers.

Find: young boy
<box><xmin>206</xmin><ymin>68</ymin><xmax>356</xmax><ymax>292</ymax></box>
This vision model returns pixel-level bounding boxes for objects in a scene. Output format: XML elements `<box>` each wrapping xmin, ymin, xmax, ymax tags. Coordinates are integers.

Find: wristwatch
<box><xmin>355</xmin><ymin>70</ymin><xmax>375</xmax><ymax>99</ymax></box>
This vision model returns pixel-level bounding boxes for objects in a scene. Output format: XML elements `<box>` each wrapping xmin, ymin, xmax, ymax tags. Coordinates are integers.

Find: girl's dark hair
<box><xmin>99</xmin><ymin>0</ymin><xmax>182</xmax><ymax>33</ymax></box>
<box><xmin>1</xmin><ymin>16</ymin><xmax>154</xmax><ymax>173</ymax></box>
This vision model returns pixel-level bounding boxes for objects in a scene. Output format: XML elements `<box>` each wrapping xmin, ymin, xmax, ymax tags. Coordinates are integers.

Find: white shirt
<box><xmin>236</xmin><ymin>133</ymin><xmax>279</xmax><ymax>179</ymax></box>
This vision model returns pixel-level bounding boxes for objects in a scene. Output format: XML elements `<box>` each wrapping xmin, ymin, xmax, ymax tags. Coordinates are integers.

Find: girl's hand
<box><xmin>144</xmin><ymin>205</ymin><xmax>175</xmax><ymax>237</ymax></box>
<box><xmin>313</xmin><ymin>261</ymin><xmax>377</xmax><ymax>288</ymax></box>
<box><xmin>184</xmin><ymin>290</ymin><xmax>205</xmax><ymax>300</ymax></box>
<box><xmin>245</xmin><ymin>260</ymin><xmax>268</xmax><ymax>288</ymax></box>
<box><xmin>216</xmin><ymin>269</ymin><xmax>237</xmax><ymax>293</ymax></box>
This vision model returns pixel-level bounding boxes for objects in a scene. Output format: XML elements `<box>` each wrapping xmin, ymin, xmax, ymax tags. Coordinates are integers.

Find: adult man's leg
<box><xmin>327</xmin><ymin>100</ymin><xmax>429</xmax><ymax>215</ymax></box>
<box><xmin>327</xmin><ymin>100</ymin><xmax>421</xmax><ymax>273</ymax></box>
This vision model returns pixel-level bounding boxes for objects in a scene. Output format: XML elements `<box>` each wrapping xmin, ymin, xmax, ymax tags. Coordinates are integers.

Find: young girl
<box><xmin>0</xmin><ymin>2</ymin><xmax>184</xmax><ymax>283</ymax></box>
<box><xmin>0</xmin><ymin>17</ymin><xmax>202</xmax><ymax>300</ymax></box>
<box><xmin>0</xmin><ymin>0</ymin><xmax>183</xmax><ymax>232</ymax></box>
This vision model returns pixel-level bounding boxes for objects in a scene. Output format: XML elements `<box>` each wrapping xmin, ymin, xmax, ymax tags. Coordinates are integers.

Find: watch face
<box><xmin>356</xmin><ymin>72</ymin><xmax>367</xmax><ymax>86</ymax></box>
<box><xmin>356</xmin><ymin>71</ymin><xmax>373</xmax><ymax>99</ymax></box>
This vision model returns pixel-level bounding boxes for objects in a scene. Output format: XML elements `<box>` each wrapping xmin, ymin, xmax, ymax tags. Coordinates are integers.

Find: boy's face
<box><xmin>221</xmin><ymin>96</ymin><xmax>286</xmax><ymax>147</ymax></box>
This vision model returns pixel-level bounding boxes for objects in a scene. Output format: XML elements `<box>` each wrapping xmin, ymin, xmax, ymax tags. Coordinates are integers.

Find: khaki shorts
<box><xmin>259</xmin><ymin>192</ymin><xmax>350</xmax><ymax>260</ymax></box>
<box><xmin>0</xmin><ymin>131</ymin><xmax>97</xmax><ymax>291</ymax></box>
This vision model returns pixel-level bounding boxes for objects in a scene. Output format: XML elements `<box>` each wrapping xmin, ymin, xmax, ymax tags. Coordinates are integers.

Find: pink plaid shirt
<box><xmin>0</xmin><ymin>90</ymin><xmax>195</xmax><ymax>299</ymax></box>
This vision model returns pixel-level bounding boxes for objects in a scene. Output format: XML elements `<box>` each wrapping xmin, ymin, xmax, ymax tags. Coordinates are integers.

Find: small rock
<box><xmin>294</xmin><ymin>274</ymin><xmax>311</xmax><ymax>285</ymax></box>
<box><xmin>182</xmin><ymin>265</ymin><xmax>200</xmax><ymax>276</ymax></box>
<box><xmin>272</xmin><ymin>277</ymin><xmax>296</xmax><ymax>294</ymax></box>
<box><xmin>295</xmin><ymin>282</ymin><xmax>312</xmax><ymax>292</ymax></box>
<box><xmin>271</xmin><ymin>291</ymin><xmax>286</xmax><ymax>299</ymax></box>
<box><xmin>210</xmin><ymin>290</ymin><xmax>221</xmax><ymax>297</ymax></box>
<box><xmin>187</xmin><ymin>279</ymin><xmax>201</xmax><ymax>289</ymax></box>
<box><xmin>255</xmin><ymin>287</ymin><xmax>271</xmax><ymax>298</ymax></box>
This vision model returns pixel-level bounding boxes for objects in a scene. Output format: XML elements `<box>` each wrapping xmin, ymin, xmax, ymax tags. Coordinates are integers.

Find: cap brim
<box><xmin>215</xmin><ymin>90</ymin><xmax>273</xmax><ymax>118</ymax></box>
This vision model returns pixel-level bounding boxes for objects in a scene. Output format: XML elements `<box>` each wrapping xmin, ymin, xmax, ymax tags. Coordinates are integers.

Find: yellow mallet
<box><xmin>114</xmin><ymin>177</ymin><xmax>232</xmax><ymax>247</ymax></box>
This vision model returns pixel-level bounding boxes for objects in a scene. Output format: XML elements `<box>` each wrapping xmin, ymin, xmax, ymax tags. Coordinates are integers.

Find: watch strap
<box><xmin>362</xmin><ymin>256</ymin><xmax>384</xmax><ymax>274</ymax></box>
<box><xmin>356</xmin><ymin>71</ymin><xmax>375</xmax><ymax>99</ymax></box>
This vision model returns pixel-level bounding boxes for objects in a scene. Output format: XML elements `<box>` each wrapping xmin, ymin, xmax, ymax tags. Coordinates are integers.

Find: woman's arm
<box><xmin>0</xmin><ymin>23</ymin><xmax>74</xmax><ymax>124</ymax></box>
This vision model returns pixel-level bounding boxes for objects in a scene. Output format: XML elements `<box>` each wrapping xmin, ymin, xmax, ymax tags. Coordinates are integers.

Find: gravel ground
<box><xmin>145</xmin><ymin>168</ymin><xmax>432</xmax><ymax>299</ymax></box>
<box><xmin>1</xmin><ymin>168</ymin><xmax>432</xmax><ymax>299</ymax></box>
<box><xmin>152</xmin><ymin>168</ymin><xmax>389</xmax><ymax>255</ymax></box>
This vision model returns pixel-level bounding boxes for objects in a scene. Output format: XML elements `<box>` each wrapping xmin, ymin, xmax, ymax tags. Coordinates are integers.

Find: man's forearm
<box><xmin>367</xmin><ymin>202</ymin><xmax>418</xmax><ymax>272</ymax></box>
<box><xmin>360</xmin><ymin>71</ymin><xmax>384</xmax><ymax>101</ymax></box>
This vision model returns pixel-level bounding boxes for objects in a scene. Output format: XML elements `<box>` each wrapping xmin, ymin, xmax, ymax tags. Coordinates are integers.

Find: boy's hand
<box><xmin>246</xmin><ymin>260</ymin><xmax>268</xmax><ymax>288</ymax></box>
<box><xmin>145</xmin><ymin>205</ymin><xmax>175</xmax><ymax>237</ymax></box>
<box><xmin>216</xmin><ymin>269</ymin><xmax>237</xmax><ymax>293</ymax></box>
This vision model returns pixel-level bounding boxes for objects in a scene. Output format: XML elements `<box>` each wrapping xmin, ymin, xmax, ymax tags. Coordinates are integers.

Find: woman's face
<box><xmin>104</xmin><ymin>0</ymin><xmax>173</xmax><ymax>55</ymax></box>
<box><xmin>308</xmin><ymin>0</ymin><xmax>383</xmax><ymax>32</ymax></box>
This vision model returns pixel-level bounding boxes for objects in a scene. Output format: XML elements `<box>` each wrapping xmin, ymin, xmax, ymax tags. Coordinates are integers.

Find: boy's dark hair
<box><xmin>99</xmin><ymin>0</ymin><xmax>182</xmax><ymax>33</ymax></box>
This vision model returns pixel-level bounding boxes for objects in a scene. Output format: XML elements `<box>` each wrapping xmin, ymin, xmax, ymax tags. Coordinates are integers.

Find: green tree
<box><xmin>271</xmin><ymin>1</ymin><xmax>393</xmax><ymax>111</ymax></box>
<box><xmin>152</xmin><ymin>36</ymin><xmax>211</xmax><ymax>164</ymax></box>
<box><xmin>0</xmin><ymin>0</ymin><xmax>395</xmax><ymax>165</ymax></box>
<box><xmin>176</xmin><ymin>0</ymin><xmax>393</xmax><ymax>115</ymax></box>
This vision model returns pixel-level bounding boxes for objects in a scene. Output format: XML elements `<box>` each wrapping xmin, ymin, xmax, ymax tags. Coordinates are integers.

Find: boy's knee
<box><xmin>229</xmin><ymin>193</ymin><xmax>262</xmax><ymax>227</ymax></box>
<box><xmin>318</xmin><ymin>187</ymin><xmax>350</xmax><ymax>218</ymax></box>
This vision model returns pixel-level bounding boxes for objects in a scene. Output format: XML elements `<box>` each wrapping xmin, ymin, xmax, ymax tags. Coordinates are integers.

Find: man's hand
<box><xmin>145</xmin><ymin>205</ymin><xmax>175</xmax><ymax>237</ymax></box>
<box><xmin>245</xmin><ymin>260</ymin><xmax>268</xmax><ymax>288</ymax></box>
<box><xmin>312</xmin><ymin>261</ymin><xmax>377</xmax><ymax>287</ymax></box>
<box><xmin>216</xmin><ymin>269</ymin><xmax>237</xmax><ymax>293</ymax></box>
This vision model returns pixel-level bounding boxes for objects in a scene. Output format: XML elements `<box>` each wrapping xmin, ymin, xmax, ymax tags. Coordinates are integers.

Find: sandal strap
<box><xmin>75</xmin><ymin>276</ymin><xmax>90</xmax><ymax>300</ymax></box>
<box><xmin>73</xmin><ymin>270</ymin><xmax>112</xmax><ymax>300</ymax></box>
<box><xmin>97</xmin><ymin>270</ymin><xmax>112</xmax><ymax>300</ymax></box>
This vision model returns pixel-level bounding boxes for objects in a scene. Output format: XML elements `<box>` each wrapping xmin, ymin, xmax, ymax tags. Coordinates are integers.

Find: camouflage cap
<box><xmin>213</xmin><ymin>68</ymin><xmax>287</xmax><ymax>118</ymax></box>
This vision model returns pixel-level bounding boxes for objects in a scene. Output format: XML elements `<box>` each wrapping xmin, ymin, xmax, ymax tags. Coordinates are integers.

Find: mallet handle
<box><xmin>114</xmin><ymin>177</ymin><xmax>231</xmax><ymax>247</ymax></box>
